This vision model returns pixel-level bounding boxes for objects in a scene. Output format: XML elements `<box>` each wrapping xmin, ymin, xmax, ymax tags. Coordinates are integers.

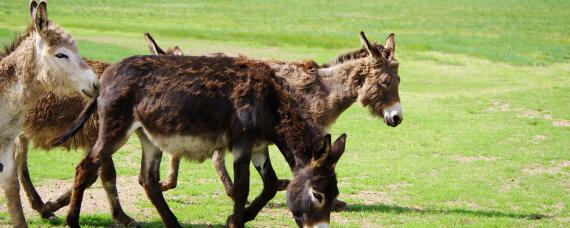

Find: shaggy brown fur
<box><xmin>207</xmin><ymin>33</ymin><xmax>402</xmax><ymax>211</ymax></box>
<box><xmin>17</xmin><ymin>34</ymin><xmax>181</xmax><ymax>224</ymax></box>
<box><xmin>53</xmin><ymin>54</ymin><xmax>345</xmax><ymax>227</ymax></box>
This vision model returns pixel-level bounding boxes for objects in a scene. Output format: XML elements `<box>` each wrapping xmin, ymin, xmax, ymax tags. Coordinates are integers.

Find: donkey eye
<box><xmin>55</xmin><ymin>53</ymin><xmax>68</xmax><ymax>59</ymax></box>
<box><xmin>312</xmin><ymin>191</ymin><xmax>324</xmax><ymax>202</ymax></box>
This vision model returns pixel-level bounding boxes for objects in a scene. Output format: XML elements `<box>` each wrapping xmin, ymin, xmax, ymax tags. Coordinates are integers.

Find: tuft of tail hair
<box><xmin>49</xmin><ymin>98</ymin><xmax>98</xmax><ymax>147</ymax></box>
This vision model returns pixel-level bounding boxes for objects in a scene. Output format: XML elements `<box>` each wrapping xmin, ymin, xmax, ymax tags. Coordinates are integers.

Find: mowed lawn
<box><xmin>0</xmin><ymin>0</ymin><xmax>569</xmax><ymax>227</ymax></box>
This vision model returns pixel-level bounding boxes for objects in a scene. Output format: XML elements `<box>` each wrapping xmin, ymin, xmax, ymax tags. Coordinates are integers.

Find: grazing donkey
<box><xmin>51</xmin><ymin>54</ymin><xmax>347</xmax><ymax>227</ymax></box>
<box><xmin>16</xmin><ymin>33</ymin><xmax>183</xmax><ymax>224</ymax></box>
<box><xmin>160</xmin><ymin>32</ymin><xmax>403</xmax><ymax>211</ymax></box>
<box><xmin>0</xmin><ymin>1</ymin><xmax>99</xmax><ymax>226</ymax></box>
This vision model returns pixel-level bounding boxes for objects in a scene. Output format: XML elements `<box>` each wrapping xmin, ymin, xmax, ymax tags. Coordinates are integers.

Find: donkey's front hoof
<box><xmin>226</xmin><ymin>214</ymin><xmax>244</xmax><ymax>228</ymax></box>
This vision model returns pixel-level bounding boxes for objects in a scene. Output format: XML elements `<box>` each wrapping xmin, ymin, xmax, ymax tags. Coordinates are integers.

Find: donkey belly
<box><xmin>143</xmin><ymin>129</ymin><xmax>228</xmax><ymax>163</ymax></box>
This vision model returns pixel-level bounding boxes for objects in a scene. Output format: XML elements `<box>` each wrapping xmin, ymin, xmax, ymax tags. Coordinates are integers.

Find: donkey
<box><xmin>16</xmin><ymin>33</ymin><xmax>183</xmax><ymax>224</ymax></box>
<box><xmin>159</xmin><ymin>32</ymin><xmax>403</xmax><ymax>211</ymax></box>
<box><xmin>0</xmin><ymin>1</ymin><xmax>99</xmax><ymax>226</ymax></box>
<box><xmin>50</xmin><ymin>53</ymin><xmax>347</xmax><ymax>227</ymax></box>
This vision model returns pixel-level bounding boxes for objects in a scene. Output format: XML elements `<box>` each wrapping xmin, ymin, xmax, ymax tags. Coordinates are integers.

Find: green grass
<box><xmin>1</xmin><ymin>0</ymin><xmax>569</xmax><ymax>227</ymax></box>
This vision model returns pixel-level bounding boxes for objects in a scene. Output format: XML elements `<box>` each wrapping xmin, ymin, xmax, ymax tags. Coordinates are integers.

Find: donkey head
<box><xmin>30</xmin><ymin>0</ymin><xmax>99</xmax><ymax>98</ymax></box>
<box><xmin>287</xmin><ymin>134</ymin><xmax>346</xmax><ymax>228</ymax></box>
<box><xmin>144</xmin><ymin>33</ymin><xmax>184</xmax><ymax>56</ymax></box>
<box><xmin>357</xmin><ymin>31</ymin><xmax>403</xmax><ymax>127</ymax></box>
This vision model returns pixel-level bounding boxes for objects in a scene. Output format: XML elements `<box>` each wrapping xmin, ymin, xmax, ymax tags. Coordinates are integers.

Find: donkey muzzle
<box><xmin>383</xmin><ymin>103</ymin><xmax>403</xmax><ymax>127</ymax></box>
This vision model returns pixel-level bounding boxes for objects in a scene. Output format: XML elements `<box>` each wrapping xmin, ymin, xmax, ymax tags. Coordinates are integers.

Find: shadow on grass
<box><xmin>347</xmin><ymin>204</ymin><xmax>548</xmax><ymax>220</ymax></box>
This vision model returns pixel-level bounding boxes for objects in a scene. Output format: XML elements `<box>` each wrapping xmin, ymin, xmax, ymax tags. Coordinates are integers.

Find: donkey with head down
<box><xmin>159</xmin><ymin>32</ymin><xmax>403</xmax><ymax>211</ymax></box>
<box><xmin>17</xmin><ymin>33</ymin><xmax>183</xmax><ymax>224</ymax></box>
<box><xmin>0</xmin><ymin>1</ymin><xmax>99</xmax><ymax>226</ymax></box>
<box><xmin>51</xmin><ymin>52</ymin><xmax>347</xmax><ymax>227</ymax></box>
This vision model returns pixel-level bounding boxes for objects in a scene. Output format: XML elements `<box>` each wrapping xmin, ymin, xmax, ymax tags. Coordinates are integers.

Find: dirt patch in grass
<box><xmin>18</xmin><ymin>176</ymin><xmax>152</xmax><ymax>219</ymax></box>
<box><xmin>499</xmin><ymin>178</ymin><xmax>520</xmax><ymax>193</ymax></box>
<box><xmin>485</xmin><ymin>100</ymin><xmax>569</xmax><ymax>127</ymax></box>
<box><xmin>351</xmin><ymin>191</ymin><xmax>392</xmax><ymax>205</ymax></box>
<box><xmin>530</xmin><ymin>135</ymin><xmax>547</xmax><ymax>143</ymax></box>
<box><xmin>522</xmin><ymin>161</ymin><xmax>570</xmax><ymax>176</ymax></box>
<box><xmin>552</xmin><ymin>120</ymin><xmax>570</xmax><ymax>127</ymax></box>
<box><xmin>451</xmin><ymin>155</ymin><xmax>497</xmax><ymax>163</ymax></box>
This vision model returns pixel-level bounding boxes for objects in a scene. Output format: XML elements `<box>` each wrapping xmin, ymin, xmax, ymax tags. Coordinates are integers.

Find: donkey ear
<box><xmin>33</xmin><ymin>0</ymin><xmax>49</xmax><ymax>36</ymax></box>
<box><xmin>29</xmin><ymin>0</ymin><xmax>38</xmax><ymax>17</ymax></box>
<box><xmin>312</xmin><ymin>134</ymin><xmax>331</xmax><ymax>167</ymax></box>
<box><xmin>144</xmin><ymin>33</ymin><xmax>166</xmax><ymax>55</ymax></box>
<box><xmin>385</xmin><ymin>33</ymin><xmax>396</xmax><ymax>57</ymax></box>
<box><xmin>359</xmin><ymin>31</ymin><xmax>380</xmax><ymax>58</ymax></box>
<box><xmin>330</xmin><ymin>133</ymin><xmax>347</xmax><ymax>164</ymax></box>
<box><xmin>172</xmin><ymin>46</ymin><xmax>184</xmax><ymax>56</ymax></box>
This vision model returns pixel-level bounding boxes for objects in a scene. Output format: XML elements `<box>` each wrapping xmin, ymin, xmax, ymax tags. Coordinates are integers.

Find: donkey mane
<box><xmin>0</xmin><ymin>25</ymin><xmax>34</xmax><ymax>61</ymax></box>
<box><xmin>322</xmin><ymin>43</ymin><xmax>384</xmax><ymax>67</ymax></box>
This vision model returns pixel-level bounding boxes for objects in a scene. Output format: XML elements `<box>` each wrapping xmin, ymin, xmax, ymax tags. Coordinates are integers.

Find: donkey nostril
<box><xmin>392</xmin><ymin>115</ymin><xmax>400</xmax><ymax>123</ymax></box>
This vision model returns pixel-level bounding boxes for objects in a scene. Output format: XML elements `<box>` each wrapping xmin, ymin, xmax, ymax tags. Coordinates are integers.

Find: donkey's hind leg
<box><xmin>159</xmin><ymin>155</ymin><xmax>180</xmax><ymax>191</ymax></box>
<box><xmin>66</xmin><ymin>131</ymin><xmax>130</xmax><ymax>227</ymax></box>
<box><xmin>212</xmin><ymin>150</ymin><xmax>234</xmax><ymax>199</ymax></box>
<box><xmin>244</xmin><ymin>147</ymin><xmax>278</xmax><ymax>222</ymax></box>
<box><xmin>100</xmin><ymin>158</ymin><xmax>136</xmax><ymax>226</ymax></box>
<box><xmin>16</xmin><ymin>135</ymin><xmax>58</xmax><ymax>221</ymax></box>
<box><xmin>1</xmin><ymin>139</ymin><xmax>27</xmax><ymax>227</ymax></box>
<box><xmin>136</xmin><ymin>129</ymin><xmax>181</xmax><ymax>228</ymax></box>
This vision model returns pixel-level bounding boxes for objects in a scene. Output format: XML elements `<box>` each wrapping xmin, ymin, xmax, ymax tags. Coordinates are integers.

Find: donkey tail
<box><xmin>49</xmin><ymin>98</ymin><xmax>98</xmax><ymax>147</ymax></box>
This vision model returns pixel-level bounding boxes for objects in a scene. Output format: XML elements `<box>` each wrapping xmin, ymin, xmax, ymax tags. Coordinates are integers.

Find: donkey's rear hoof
<box><xmin>40</xmin><ymin>208</ymin><xmax>58</xmax><ymax>222</ymax></box>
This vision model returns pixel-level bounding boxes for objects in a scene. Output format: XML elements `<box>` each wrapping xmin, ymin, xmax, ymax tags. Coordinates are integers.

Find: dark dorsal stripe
<box><xmin>0</xmin><ymin>25</ymin><xmax>35</xmax><ymax>61</ymax></box>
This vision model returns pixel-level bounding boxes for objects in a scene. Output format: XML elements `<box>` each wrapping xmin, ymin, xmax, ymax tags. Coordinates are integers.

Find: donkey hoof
<box><xmin>160</xmin><ymin>181</ymin><xmax>175</xmax><ymax>191</ymax></box>
<box><xmin>225</xmin><ymin>214</ymin><xmax>243</xmax><ymax>228</ymax></box>
<box><xmin>114</xmin><ymin>214</ymin><xmax>136</xmax><ymax>227</ymax></box>
<box><xmin>125</xmin><ymin>220</ymin><xmax>141</xmax><ymax>228</ymax></box>
<box><xmin>40</xmin><ymin>208</ymin><xmax>58</xmax><ymax>222</ymax></box>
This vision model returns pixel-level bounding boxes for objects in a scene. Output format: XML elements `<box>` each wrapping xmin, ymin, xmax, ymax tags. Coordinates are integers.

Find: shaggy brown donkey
<box><xmin>162</xmin><ymin>32</ymin><xmax>403</xmax><ymax>211</ymax></box>
<box><xmin>16</xmin><ymin>33</ymin><xmax>182</xmax><ymax>224</ymax></box>
<box><xmin>52</xmin><ymin>54</ymin><xmax>347</xmax><ymax>227</ymax></box>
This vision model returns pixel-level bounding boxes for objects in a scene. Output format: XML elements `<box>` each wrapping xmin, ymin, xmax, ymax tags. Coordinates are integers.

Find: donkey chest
<box><xmin>144</xmin><ymin>131</ymin><xmax>228</xmax><ymax>163</ymax></box>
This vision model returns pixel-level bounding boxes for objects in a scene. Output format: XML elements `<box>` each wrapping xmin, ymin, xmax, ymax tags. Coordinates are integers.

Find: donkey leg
<box><xmin>100</xmin><ymin>158</ymin><xmax>136</xmax><ymax>226</ymax></box>
<box><xmin>1</xmin><ymin>140</ymin><xmax>27</xmax><ymax>227</ymax></box>
<box><xmin>136</xmin><ymin>130</ymin><xmax>181</xmax><ymax>228</ymax></box>
<box><xmin>226</xmin><ymin>141</ymin><xmax>252</xmax><ymax>228</ymax></box>
<box><xmin>243</xmin><ymin>147</ymin><xmax>278</xmax><ymax>222</ymax></box>
<box><xmin>212</xmin><ymin>150</ymin><xmax>234</xmax><ymax>199</ymax></box>
<box><xmin>160</xmin><ymin>155</ymin><xmax>180</xmax><ymax>191</ymax></box>
<box><xmin>16</xmin><ymin>135</ymin><xmax>57</xmax><ymax>221</ymax></box>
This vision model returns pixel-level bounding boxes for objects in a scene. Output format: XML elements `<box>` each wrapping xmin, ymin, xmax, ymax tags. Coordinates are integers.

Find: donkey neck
<box><xmin>0</xmin><ymin>34</ymin><xmax>45</xmax><ymax>109</ymax></box>
<box><xmin>313</xmin><ymin>58</ymin><xmax>368</xmax><ymax>128</ymax></box>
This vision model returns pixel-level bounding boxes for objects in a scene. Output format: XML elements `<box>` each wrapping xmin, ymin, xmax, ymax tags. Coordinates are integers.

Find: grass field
<box><xmin>0</xmin><ymin>0</ymin><xmax>569</xmax><ymax>227</ymax></box>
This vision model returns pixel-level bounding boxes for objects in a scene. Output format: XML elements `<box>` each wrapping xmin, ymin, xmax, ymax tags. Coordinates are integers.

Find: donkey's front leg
<box><xmin>226</xmin><ymin>141</ymin><xmax>252</xmax><ymax>228</ymax></box>
<box><xmin>16</xmin><ymin>135</ymin><xmax>58</xmax><ymax>221</ymax></box>
<box><xmin>1</xmin><ymin>139</ymin><xmax>27</xmax><ymax>228</ymax></box>
<box><xmin>244</xmin><ymin>147</ymin><xmax>278</xmax><ymax>222</ymax></box>
<box><xmin>136</xmin><ymin>130</ymin><xmax>181</xmax><ymax>228</ymax></box>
